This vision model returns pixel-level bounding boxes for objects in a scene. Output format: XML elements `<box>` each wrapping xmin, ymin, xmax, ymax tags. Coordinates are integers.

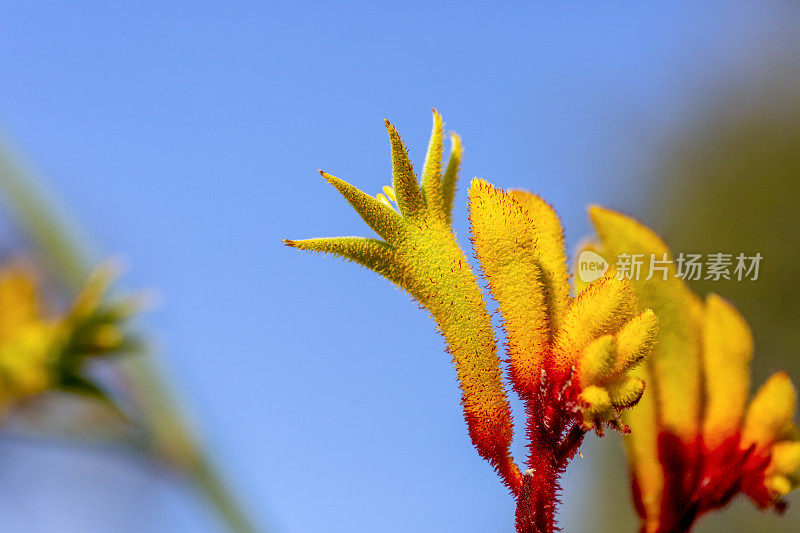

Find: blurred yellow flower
<box><xmin>584</xmin><ymin>208</ymin><xmax>800</xmax><ymax>532</ymax></box>
<box><xmin>0</xmin><ymin>267</ymin><xmax>57</xmax><ymax>406</ymax></box>
<box><xmin>0</xmin><ymin>261</ymin><xmax>140</xmax><ymax>417</ymax></box>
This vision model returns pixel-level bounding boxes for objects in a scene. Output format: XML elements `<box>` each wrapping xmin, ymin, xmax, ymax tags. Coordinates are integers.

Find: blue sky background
<box><xmin>1</xmin><ymin>2</ymin><xmax>799</xmax><ymax>532</ymax></box>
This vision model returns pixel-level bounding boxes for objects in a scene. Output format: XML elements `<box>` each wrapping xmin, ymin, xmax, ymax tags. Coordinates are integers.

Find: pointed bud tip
<box><xmin>282</xmin><ymin>239</ymin><xmax>297</xmax><ymax>247</ymax></box>
<box><xmin>587</xmin><ymin>204</ymin><xmax>604</xmax><ymax>217</ymax></box>
<box><xmin>318</xmin><ymin>170</ymin><xmax>340</xmax><ymax>186</ymax></box>
<box><xmin>587</xmin><ymin>204</ymin><xmax>630</xmax><ymax>225</ymax></box>
<box><xmin>450</xmin><ymin>132</ymin><xmax>462</xmax><ymax>150</ymax></box>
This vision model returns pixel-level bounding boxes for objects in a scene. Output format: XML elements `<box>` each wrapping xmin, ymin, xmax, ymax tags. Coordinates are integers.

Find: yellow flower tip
<box><xmin>111</xmin><ymin>290</ymin><xmax>158</xmax><ymax>318</ymax></box>
<box><xmin>382</xmin><ymin>186</ymin><xmax>396</xmax><ymax>202</ymax></box>
<box><xmin>607</xmin><ymin>375</ymin><xmax>646</xmax><ymax>409</ymax></box>
<box><xmin>71</xmin><ymin>261</ymin><xmax>121</xmax><ymax>318</ymax></box>
<box><xmin>765</xmin><ymin>475</ymin><xmax>795</xmax><ymax>499</ymax></box>
<box><xmin>615</xmin><ymin>309</ymin><xmax>659</xmax><ymax>374</ymax></box>
<box><xmin>441</xmin><ymin>131</ymin><xmax>463</xmax><ymax>225</ymax></box>
<box><xmin>587</xmin><ymin>204</ymin><xmax>672</xmax><ymax>259</ymax></box>
<box><xmin>578</xmin><ymin>385</ymin><xmax>614</xmax><ymax>428</ymax></box>
<box><xmin>376</xmin><ymin>193</ymin><xmax>392</xmax><ymax>208</ymax></box>
<box><xmin>423</xmin><ymin>109</ymin><xmax>445</xmax><ymax>212</ymax></box>
<box><xmin>319</xmin><ymin>170</ymin><xmax>348</xmax><ymax>190</ymax></box>
<box><xmin>92</xmin><ymin>257</ymin><xmax>125</xmax><ymax>280</ymax></box>
<box><xmin>704</xmin><ymin>293</ymin><xmax>753</xmax><ymax>354</ymax></box>
<box><xmin>282</xmin><ymin>238</ymin><xmax>297</xmax><ymax>247</ymax></box>
<box><xmin>431</xmin><ymin>107</ymin><xmax>443</xmax><ymax>126</ymax></box>
<box><xmin>449</xmin><ymin>131</ymin><xmax>462</xmax><ymax>154</ymax></box>
<box><xmin>579</xmin><ymin>334</ymin><xmax>617</xmax><ymax>386</ymax></box>
<box><xmin>743</xmin><ymin>371</ymin><xmax>798</xmax><ymax>452</ymax></box>
<box><xmin>702</xmin><ymin>293</ymin><xmax>755</xmax><ymax>448</ymax></box>
<box><xmin>554</xmin><ymin>275</ymin><xmax>637</xmax><ymax>373</ymax></box>
<box><xmin>384</xmin><ymin>119</ymin><xmax>424</xmax><ymax>219</ymax></box>
<box><xmin>314</xmin><ymin>169</ymin><xmax>405</xmax><ymax>242</ymax></box>
<box><xmin>769</xmin><ymin>441</ymin><xmax>800</xmax><ymax>478</ymax></box>
<box><xmin>90</xmin><ymin>324</ymin><xmax>124</xmax><ymax>350</ymax></box>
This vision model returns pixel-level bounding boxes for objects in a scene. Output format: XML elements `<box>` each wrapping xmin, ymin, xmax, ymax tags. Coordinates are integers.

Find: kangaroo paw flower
<box><xmin>0</xmin><ymin>261</ymin><xmax>142</xmax><ymax>417</ymax></box>
<box><xmin>286</xmin><ymin>111</ymin><xmax>520</xmax><ymax>491</ymax></box>
<box><xmin>586</xmin><ymin>207</ymin><xmax>800</xmax><ymax>532</ymax></box>
<box><xmin>287</xmin><ymin>112</ymin><xmax>659</xmax><ymax>532</ymax></box>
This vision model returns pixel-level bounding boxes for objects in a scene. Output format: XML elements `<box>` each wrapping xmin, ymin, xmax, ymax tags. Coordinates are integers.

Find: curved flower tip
<box><xmin>741</xmin><ymin>371</ymin><xmax>800</xmax><ymax>508</ymax></box>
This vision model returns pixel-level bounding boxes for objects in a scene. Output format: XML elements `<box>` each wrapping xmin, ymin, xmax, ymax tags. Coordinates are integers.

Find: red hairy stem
<box><xmin>514</xmin><ymin>371</ymin><xmax>588</xmax><ymax>533</ymax></box>
<box><xmin>514</xmin><ymin>404</ymin><xmax>559</xmax><ymax>531</ymax></box>
<box><xmin>556</xmin><ymin>423</ymin><xmax>587</xmax><ymax>467</ymax></box>
<box><xmin>515</xmin><ymin>460</ymin><xmax>557</xmax><ymax>533</ymax></box>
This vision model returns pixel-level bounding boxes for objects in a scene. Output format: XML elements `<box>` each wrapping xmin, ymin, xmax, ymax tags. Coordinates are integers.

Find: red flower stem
<box><xmin>514</xmin><ymin>396</ymin><xmax>563</xmax><ymax>533</ymax></box>
<box><xmin>515</xmin><ymin>445</ymin><xmax>558</xmax><ymax>533</ymax></box>
<box><xmin>514</xmin><ymin>376</ymin><xmax>588</xmax><ymax>533</ymax></box>
<box><xmin>556</xmin><ymin>424</ymin><xmax>587</xmax><ymax>467</ymax></box>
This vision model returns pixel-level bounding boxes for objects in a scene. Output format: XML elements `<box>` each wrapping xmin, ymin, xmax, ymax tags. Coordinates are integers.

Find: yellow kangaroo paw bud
<box><xmin>579</xmin><ymin>334</ymin><xmax>617</xmax><ymax>386</ymax></box>
<box><xmin>615</xmin><ymin>309</ymin><xmax>658</xmax><ymax>375</ymax></box>
<box><xmin>553</xmin><ymin>276</ymin><xmax>636</xmax><ymax>375</ymax></box>
<box><xmin>607</xmin><ymin>376</ymin><xmax>646</xmax><ymax>409</ymax></box>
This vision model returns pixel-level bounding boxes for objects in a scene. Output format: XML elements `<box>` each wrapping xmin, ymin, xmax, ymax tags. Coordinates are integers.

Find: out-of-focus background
<box><xmin>1</xmin><ymin>2</ymin><xmax>799</xmax><ymax>532</ymax></box>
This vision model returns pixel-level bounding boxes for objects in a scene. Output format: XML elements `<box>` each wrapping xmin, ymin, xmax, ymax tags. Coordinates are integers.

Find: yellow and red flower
<box><xmin>585</xmin><ymin>208</ymin><xmax>800</xmax><ymax>532</ymax></box>
<box><xmin>285</xmin><ymin>111</ymin><xmax>658</xmax><ymax>532</ymax></box>
<box><xmin>0</xmin><ymin>261</ymin><xmax>140</xmax><ymax>416</ymax></box>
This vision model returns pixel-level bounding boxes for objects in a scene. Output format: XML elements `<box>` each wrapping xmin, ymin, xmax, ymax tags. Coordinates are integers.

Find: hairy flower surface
<box><xmin>584</xmin><ymin>208</ymin><xmax>800</xmax><ymax>532</ymax></box>
<box><xmin>285</xmin><ymin>111</ymin><xmax>658</xmax><ymax>532</ymax></box>
<box><xmin>0</xmin><ymin>261</ymin><xmax>140</xmax><ymax>417</ymax></box>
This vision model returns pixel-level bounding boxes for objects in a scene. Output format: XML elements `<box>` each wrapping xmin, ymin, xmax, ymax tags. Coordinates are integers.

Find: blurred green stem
<box><xmin>0</xmin><ymin>137</ymin><xmax>259</xmax><ymax>533</ymax></box>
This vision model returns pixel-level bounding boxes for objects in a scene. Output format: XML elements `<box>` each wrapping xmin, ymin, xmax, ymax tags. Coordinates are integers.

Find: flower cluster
<box><xmin>583</xmin><ymin>209</ymin><xmax>800</xmax><ymax>532</ymax></box>
<box><xmin>285</xmin><ymin>111</ymin><xmax>657</xmax><ymax>532</ymax></box>
<box><xmin>0</xmin><ymin>261</ymin><xmax>140</xmax><ymax>417</ymax></box>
